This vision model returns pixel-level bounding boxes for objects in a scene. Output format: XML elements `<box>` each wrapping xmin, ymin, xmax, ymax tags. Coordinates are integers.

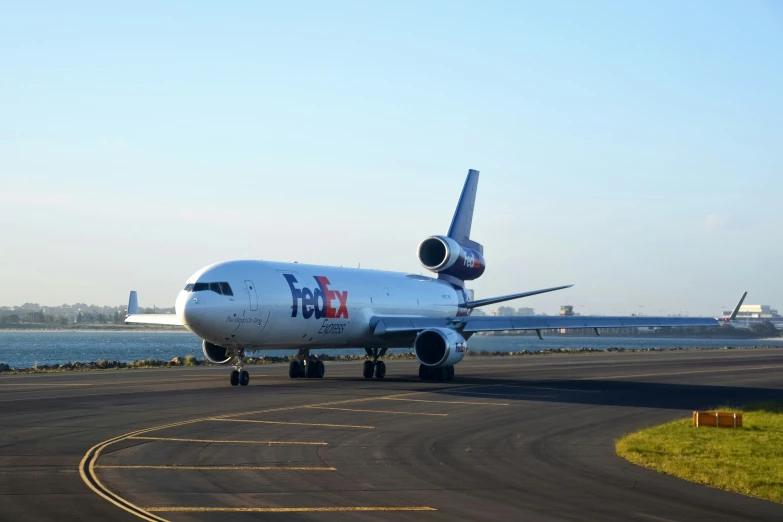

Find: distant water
<box><xmin>0</xmin><ymin>331</ymin><xmax>782</xmax><ymax>369</ymax></box>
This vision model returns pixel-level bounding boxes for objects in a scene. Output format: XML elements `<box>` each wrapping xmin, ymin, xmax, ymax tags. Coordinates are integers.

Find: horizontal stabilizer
<box><xmin>466</xmin><ymin>285</ymin><xmax>573</xmax><ymax>309</ymax></box>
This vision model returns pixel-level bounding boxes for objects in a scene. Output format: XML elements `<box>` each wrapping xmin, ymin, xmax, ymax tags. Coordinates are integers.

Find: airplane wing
<box><xmin>124</xmin><ymin>290</ymin><xmax>183</xmax><ymax>326</ymax></box>
<box><xmin>371</xmin><ymin>314</ymin><xmax>719</xmax><ymax>337</ymax></box>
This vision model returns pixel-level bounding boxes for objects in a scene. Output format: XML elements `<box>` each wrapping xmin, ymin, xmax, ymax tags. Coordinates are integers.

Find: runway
<box><xmin>1</xmin><ymin>348</ymin><xmax>782</xmax><ymax>521</ymax></box>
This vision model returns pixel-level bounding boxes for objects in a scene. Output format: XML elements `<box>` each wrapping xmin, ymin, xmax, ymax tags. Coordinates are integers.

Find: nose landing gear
<box><xmin>363</xmin><ymin>348</ymin><xmax>387</xmax><ymax>379</ymax></box>
<box><xmin>229</xmin><ymin>349</ymin><xmax>250</xmax><ymax>386</ymax></box>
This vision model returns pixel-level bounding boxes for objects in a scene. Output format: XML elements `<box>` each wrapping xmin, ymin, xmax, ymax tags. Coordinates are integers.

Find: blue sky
<box><xmin>1</xmin><ymin>1</ymin><xmax>781</xmax><ymax>315</ymax></box>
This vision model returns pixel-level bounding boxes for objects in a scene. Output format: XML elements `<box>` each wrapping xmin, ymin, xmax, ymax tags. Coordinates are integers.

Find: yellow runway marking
<box><xmin>145</xmin><ymin>506</ymin><xmax>437</xmax><ymax>513</ymax></box>
<box><xmin>207</xmin><ymin>418</ymin><xmax>374</xmax><ymax>429</ymax></box>
<box><xmin>96</xmin><ymin>465</ymin><xmax>336</xmax><ymax>471</ymax></box>
<box><xmin>305</xmin><ymin>406</ymin><xmax>447</xmax><ymax>417</ymax></box>
<box><xmin>80</xmin><ymin>392</ymin><xmax>436</xmax><ymax>521</ymax></box>
<box><xmin>128</xmin><ymin>436</ymin><xmax>327</xmax><ymax>445</ymax></box>
<box><xmin>217</xmin><ymin>395</ymin><xmax>384</xmax><ymax>419</ymax></box>
<box><xmin>379</xmin><ymin>397</ymin><xmax>509</xmax><ymax>406</ymax></box>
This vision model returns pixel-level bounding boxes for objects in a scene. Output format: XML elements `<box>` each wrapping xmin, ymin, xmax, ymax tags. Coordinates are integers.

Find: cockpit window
<box><xmin>188</xmin><ymin>281</ymin><xmax>234</xmax><ymax>295</ymax></box>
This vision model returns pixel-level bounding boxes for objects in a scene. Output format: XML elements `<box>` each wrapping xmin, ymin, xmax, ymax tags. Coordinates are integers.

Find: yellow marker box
<box><xmin>692</xmin><ymin>411</ymin><xmax>742</xmax><ymax>428</ymax></box>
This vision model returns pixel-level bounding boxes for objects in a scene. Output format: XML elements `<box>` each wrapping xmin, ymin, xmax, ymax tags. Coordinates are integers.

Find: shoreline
<box><xmin>1</xmin><ymin>344</ymin><xmax>781</xmax><ymax>374</ymax></box>
<box><xmin>0</xmin><ymin>325</ymin><xmax>186</xmax><ymax>332</ymax></box>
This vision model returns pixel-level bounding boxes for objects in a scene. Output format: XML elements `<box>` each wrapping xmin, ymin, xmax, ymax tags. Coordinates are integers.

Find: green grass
<box><xmin>616</xmin><ymin>402</ymin><xmax>783</xmax><ymax>503</ymax></box>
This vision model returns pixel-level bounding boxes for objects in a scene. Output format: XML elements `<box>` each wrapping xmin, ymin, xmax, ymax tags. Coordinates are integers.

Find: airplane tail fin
<box><xmin>448</xmin><ymin>169</ymin><xmax>483</xmax><ymax>254</ymax></box>
<box><xmin>128</xmin><ymin>290</ymin><xmax>139</xmax><ymax>316</ymax></box>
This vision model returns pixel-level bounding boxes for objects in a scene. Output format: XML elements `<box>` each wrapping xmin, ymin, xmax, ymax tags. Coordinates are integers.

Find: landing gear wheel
<box><xmin>418</xmin><ymin>364</ymin><xmax>431</xmax><ymax>381</ymax></box>
<box><xmin>362</xmin><ymin>360</ymin><xmax>375</xmax><ymax>379</ymax></box>
<box><xmin>305</xmin><ymin>360</ymin><xmax>319</xmax><ymax>379</ymax></box>
<box><xmin>374</xmin><ymin>360</ymin><xmax>386</xmax><ymax>379</ymax></box>
<box><xmin>288</xmin><ymin>360</ymin><xmax>300</xmax><ymax>379</ymax></box>
<box><xmin>239</xmin><ymin>370</ymin><xmax>250</xmax><ymax>386</ymax></box>
<box><xmin>433</xmin><ymin>368</ymin><xmax>445</xmax><ymax>381</ymax></box>
<box><xmin>316</xmin><ymin>360</ymin><xmax>325</xmax><ymax>378</ymax></box>
<box><xmin>230</xmin><ymin>370</ymin><xmax>240</xmax><ymax>386</ymax></box>
<box><xmin>445</xmin><ymin>366</ymin><xmax>455</xmax><ymax>381</ymax></box>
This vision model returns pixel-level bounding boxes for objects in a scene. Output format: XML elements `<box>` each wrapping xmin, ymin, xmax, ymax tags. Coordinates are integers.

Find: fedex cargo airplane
<box><xmin>126</xmin><ymin>170</ymin><xmax>744</xmax><ymax>386</ymax></box>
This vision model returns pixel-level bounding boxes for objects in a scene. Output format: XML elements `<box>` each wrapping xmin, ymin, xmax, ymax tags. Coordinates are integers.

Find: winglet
<box><xmin>128</xmin><ymin>291</ymin><xmax>139</xmax><ymax>316</ymax></box>
<box><xmin>729</xmin><ymin>291</ymin><xmax>748</xmax><ymax>320</ymax></box>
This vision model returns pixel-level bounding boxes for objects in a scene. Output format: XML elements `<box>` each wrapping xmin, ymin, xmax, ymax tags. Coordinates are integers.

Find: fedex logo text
<box><xmin>463</xmin><ymin>252</ymin><xmax>481</xmax><ymax>269</ymax></box>
<box><xmin>284</xmin><ymin>274</ymin><xmax>349</xmax><ymax>319</ymax></box>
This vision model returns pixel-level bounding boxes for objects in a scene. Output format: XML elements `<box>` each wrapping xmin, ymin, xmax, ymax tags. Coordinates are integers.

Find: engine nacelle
<box><xmin>202</xmin><ymin>340</ymin><xmax>235</xmax><ymax>364</ymax></box>
<box><xmin>417</xmin><ymin>235</ymin><xmax>485</xmax><ymax>281</ymax></box>
<box><xmin>414</xmin><ymin>327</ymin><xmax>468</xmax><ymax>368</ymax></box>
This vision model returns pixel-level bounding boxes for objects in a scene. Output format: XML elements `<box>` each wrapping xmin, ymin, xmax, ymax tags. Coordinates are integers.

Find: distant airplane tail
<box><xmin>128</xmin><ymin>290</ymin><xmax>139</xmax><ymax>315</ymax></box>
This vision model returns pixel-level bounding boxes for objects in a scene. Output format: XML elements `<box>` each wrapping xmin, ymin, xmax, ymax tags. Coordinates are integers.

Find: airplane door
<box><xmin>244</xmin><ymin>280</ymin><xmax>258</xmax><ymax>311</ymax></box>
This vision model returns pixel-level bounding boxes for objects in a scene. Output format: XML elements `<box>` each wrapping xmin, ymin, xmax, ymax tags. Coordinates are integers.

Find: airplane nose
<box><xmin>176</xmin><ymin>291</ymin><xmax>206</xmax><ymax>326</ymax></box>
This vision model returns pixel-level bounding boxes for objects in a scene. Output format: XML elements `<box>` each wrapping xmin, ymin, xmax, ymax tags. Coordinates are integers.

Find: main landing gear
<box><xmin>229</xmin><ymin>349</ymin><xmax>250</xmax><ymax>386</ymax></box>
<box><xmin>288</xmin><ymin>349</ymin><xmax>325</xmax><ymax>379</ymax></box>
<box><xmin>363</xmin><ymin>348</ymin><xmax>387</xmax><ymax>379</ymax></box>
<box><xmin>418</xmin><ymin>364</ymin><xmax>455</xmax><ymax>381</ymax></box>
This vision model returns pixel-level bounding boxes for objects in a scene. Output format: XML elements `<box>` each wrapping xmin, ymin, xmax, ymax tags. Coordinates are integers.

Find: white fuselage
<box><xmin>175</xmin><ymin>260</ymin><xmax>465</xmax><ymax>351</ymax></box>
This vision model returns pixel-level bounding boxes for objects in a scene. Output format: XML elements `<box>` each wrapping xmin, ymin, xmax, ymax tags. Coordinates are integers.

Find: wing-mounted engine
<box><xmin>202</xmin><ymin>340</ymin><xmax>236</xmax><ymax>364</ymax></box>
<box><xmin>417</xmin><ymin>235</ymin><xmax>486</xmax><ymax>281</ymax></box>
<box><xmin>414</xmin><ymin>327</ymin><xmax>468</xmax><ymax>368</ymax></box>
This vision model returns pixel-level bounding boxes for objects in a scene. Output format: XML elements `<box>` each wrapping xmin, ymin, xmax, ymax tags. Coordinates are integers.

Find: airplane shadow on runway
<box><xmin>418</xmin><ymin>377</ymin><xmax>783</xmax><ymax>412</ymax></box>
<box><xmin>260</xmin><ymin>369</ymin><xmax>783</xmax><ymax>412</ymax></box>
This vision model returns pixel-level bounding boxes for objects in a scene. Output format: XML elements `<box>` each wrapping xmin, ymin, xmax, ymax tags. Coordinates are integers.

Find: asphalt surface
<box><xmin>1</xmin><ymin>348</ymin><xmax>783</xmax><ymax>522</ymax></box>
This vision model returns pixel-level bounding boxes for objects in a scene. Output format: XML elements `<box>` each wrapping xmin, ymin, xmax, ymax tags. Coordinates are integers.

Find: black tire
<box><xmin>375</xmin><ymin>360</ymin><xmax>386</xmax><ymax>379</ymax></box>
<box><xmin>316</xmin><ymin>360</ymin><xmax>325</xmax><ymax>378</ymax></box>
<box><xmin>230</xmin><ymin>370</ymin><xmax>239</xmax><ymax>386</ymax></box>
<box><xmin>239</xmin><ymin>370</ymin><xmax>250</xmax><ymax>386</ymax></box>
<box><xmin>433</xmin><ymin>368</ymin><xmax>445</xmax><ymax>381</ymax></box>
<box><xmin>445</xmin><ymin>366</ymin><xmax>455</xmax><ymax>381</ymax></box>
<box><xmin>288</xmin><ymin>361</ymin><xmax>300</xmax><ymax>379</ymax></box>
<box><xmin>305</xmin><ymin>360</ymin><xmax>317</xmax><ymax>379</ymax></box>
<box><xmin>362</xmin><ymin>360</ymin><xmax>375</xmax><ymax>379</ymax></box>
<box><xmin>418</xmin><ymin>364</ymin><xmax>431</xmax><ymax>381</ymax></box>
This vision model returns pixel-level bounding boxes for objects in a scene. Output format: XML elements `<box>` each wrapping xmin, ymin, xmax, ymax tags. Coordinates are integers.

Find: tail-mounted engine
<box><xmin>417</xmin><ymin>235</ymin><xmax>486</xmax><ymax>281</ymax></box>
<box><xmin>414</xmin><ymin>327</ymin><xmax>468</xmax><ymax>368</ymax></box>
<box><xmin>202</xmin><ymin>340</ymin><xmax>236</xmax><ymax>364</ymax></box>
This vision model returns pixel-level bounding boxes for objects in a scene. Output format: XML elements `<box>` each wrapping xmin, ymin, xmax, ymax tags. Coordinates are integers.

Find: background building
<box><xmin>492</xmin><ymin>306</ymin><xmax>535</xmax><ymax>317</ymax></box>
<box><xmin>723</xmin><ymin>305</ymin><xmax>783</xmax><ymax>330</ymax></box>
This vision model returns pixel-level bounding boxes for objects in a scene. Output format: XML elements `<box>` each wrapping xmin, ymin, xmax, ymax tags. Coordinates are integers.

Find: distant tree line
<box><xmin>0</xmin><ymin>303</ymin><xmax>174</xmax><ymax>325</ymax></box>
